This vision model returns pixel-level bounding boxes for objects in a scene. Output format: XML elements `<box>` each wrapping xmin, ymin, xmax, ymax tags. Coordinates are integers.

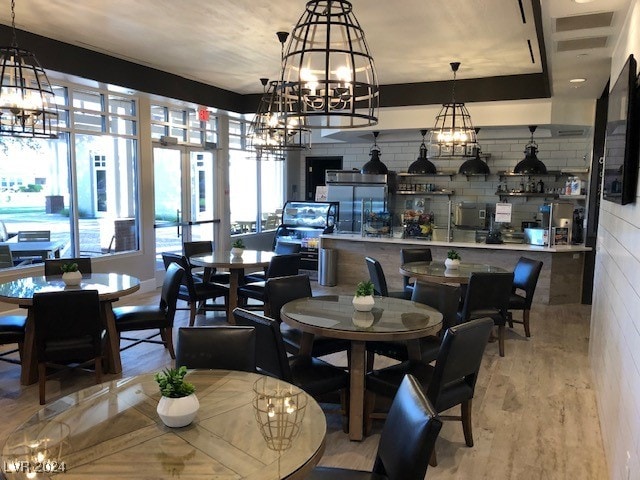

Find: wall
<box><xmin>589</xmin><ymin>0</ymin><xmax>640</xmax><ymax>479</ymax></box>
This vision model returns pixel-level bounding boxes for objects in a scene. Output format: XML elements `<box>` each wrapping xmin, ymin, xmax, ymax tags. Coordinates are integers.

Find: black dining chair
<box><xmin>175</xmin><ymin>326</ymin><xmax>256</xmax><ymax>371</ymax></box>
<box><xmin>183</xmin><ymin>240</ymin><xmax>230</xmax><ymax>284</ymax></box>
<box><xmin>44</xmin><ymin>257</ymin><xmax>92</xmax><ymax>276</ymax></box>
<box><xmin>0</xmin><ymin>314</ymin><xmax>26</xmax><ymax>365</ymax></box>
<box><xmin>33</xmin><ymin>289</ymin><xmax>105</xmax><ymax>404</ymax></box>
<box><xmin>244</xmin><ymin>241</ymin><xmax>302</xmax><ymax>283</ymax></box>
<box><xmin>400</xmin><ymin>248</ymin><xmax>432</xmax><ymax>297</ymax></box>
<box><xmin>365</xmin><ymin>256</ymin><xmax>407</xmax><ymax>299</ymax></box>
<box><xmin>309</xmin><ymin>374</ymin><xmax>442</xmax><ymax>480</ymax></box>
<box><xmin>507</xmin><ymin>257</ymin><xmax>543</xmax><ymax>337</ymax></box>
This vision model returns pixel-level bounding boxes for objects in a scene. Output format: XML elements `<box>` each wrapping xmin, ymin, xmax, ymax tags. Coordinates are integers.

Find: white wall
<box><xmin>589</xmin><ymin>1</ymin><xmax>640</xmax><ymax>479</ymax></box>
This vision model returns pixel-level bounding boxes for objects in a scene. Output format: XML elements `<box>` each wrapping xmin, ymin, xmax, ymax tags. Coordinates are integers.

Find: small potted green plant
<box><xmin>60</xmin><ymin>262</ymin><xmax>82</xmax><ymax>286</ymax></box>
<box><xmin>154</xmin><ymin>366</ymin><xmax>199</xmax><ymax>428</ymax></box>
<box><xmin>352</xmin><ymin>280</ymin><xmax>375</xmax><ymax>312</ymax></box>
<box><xmin>445</xmin><ymin>249</ymin><xmax>461</xmax><ymax>269</ymax></box>
<box><xmin>231</xmin><ymin>238</ymin><xmax>245</xmax><ymax>257</ymax></box>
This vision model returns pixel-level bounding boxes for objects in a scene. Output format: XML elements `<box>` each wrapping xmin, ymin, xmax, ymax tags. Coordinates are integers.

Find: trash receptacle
<box><xmin>319</xmin><ymin>248</ymin><xmax>337</xmax><ymax>286</ymax></box>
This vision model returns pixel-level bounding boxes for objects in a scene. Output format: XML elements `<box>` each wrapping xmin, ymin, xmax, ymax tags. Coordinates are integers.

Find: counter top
<box><xmin>320</xmin><ymin>233</ymin><xmax>592</xmax><ymax>253</ymax></box>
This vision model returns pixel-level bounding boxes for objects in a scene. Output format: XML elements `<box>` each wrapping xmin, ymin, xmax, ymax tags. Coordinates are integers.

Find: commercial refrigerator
<box><xmin>325</xmin><ymin>170</ymin><xmax>389</xmax><ymax>233</ymax></box>
<box><xmin>274</xmin><ymin>201</ymin><xmax>338</xmax><ymax>270</ymax></box>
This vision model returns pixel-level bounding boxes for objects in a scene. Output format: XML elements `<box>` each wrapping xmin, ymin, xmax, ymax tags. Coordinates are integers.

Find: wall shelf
<box><xmin>396</xmin><ymin>190</ymin><xmax>454</xmax><ymax>196</ymax></box>
<box><xmin>496</xmin><ymin>191</ymin><xmax>559</xmax><ymax>200</ymax></box>
<box><xmin>396</xmin><ymin>171</ymin><xmax>456</xmax><ymax>179</ymax></box>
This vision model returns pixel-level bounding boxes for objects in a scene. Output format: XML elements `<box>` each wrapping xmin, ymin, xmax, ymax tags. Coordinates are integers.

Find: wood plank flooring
<box><xmin>0</xmin><ymin>282</ymin><xmax>607</xmax><ymax>479</ymax></box>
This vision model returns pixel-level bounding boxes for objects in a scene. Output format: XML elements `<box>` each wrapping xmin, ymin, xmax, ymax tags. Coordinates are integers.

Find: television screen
<box><xmin>603</xmin><ymin>54</ymin><xmax>639</xmax><ymax>205</ymax></box>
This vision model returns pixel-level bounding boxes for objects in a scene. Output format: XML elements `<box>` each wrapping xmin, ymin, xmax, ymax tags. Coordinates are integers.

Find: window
<box><xmin>150</xmin><ymin>104</ymin><xmax>217</xmax><ymax>145</ymax></box>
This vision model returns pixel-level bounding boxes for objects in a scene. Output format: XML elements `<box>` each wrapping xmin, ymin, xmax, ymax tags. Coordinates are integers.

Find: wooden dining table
<box><xmin>0</xmin><ymin>273</ymin><xmax>140</xmax><ymax>385</ymax></box>
<box><xmin>400</xmin><ymin>261</ymin><xmax>510</xmax><ymax>285</ymax></box>
<box><xmin>1</xmin><ymin>370</ymin><xmax>327</xmax><ymax>479</ymax></box>
<box><xmin>281</xmin><ymin>295</ymin><xmax>443</xmax><ymax>441</ymax></box>
<box><xmin>189</xmin><ymin>250</ymin><xmax>276</xmax><ymax>324</ymax></box>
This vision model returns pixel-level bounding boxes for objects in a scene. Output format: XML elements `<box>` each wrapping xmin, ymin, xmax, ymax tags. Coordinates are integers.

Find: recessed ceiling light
<box><xmin>569</xmin><ymin>78</ymin><xmax>587</xmax><ymax>83</ymax></box>
<box><xmin>573</xmin><ymin>0</ymin><xmax>596</xmax><ymax>4</ymax></box>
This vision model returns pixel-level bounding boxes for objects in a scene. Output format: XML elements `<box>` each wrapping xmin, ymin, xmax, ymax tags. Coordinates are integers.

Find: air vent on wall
<box><xmin>557</xmin><ymin>37</ymin><xmax>608</xmax><ymax>52</ymax></box>
<box><xmin>558</xmin><ymin>129</ymin><xmax>585</xmax><ymax>137</ymax></box>
<box><xmin>556</xmin><ymin>12</ymin><xmax>614</xmax><ymax>32</ymax></box>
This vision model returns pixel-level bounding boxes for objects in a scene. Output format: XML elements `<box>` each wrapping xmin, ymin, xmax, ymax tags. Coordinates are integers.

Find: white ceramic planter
<box><xmin>157</xmin><ymin>393</ymin><xmax>200</xmax><ymax>428</ymax></box>
<box><xmin>352</xmin><ymin>295</ymin><xmax>374</xmax><ymax>312</ymax></box>
<box><xmin>62</xmin><ymin>270</ymin><xmax>82</xmax><ymax>286</ymax></box>
<box><xmin>444</xmin><ymin>258</ymin><xmax>460</xmax><ymax>269</ymax></box>
<box><xmin>231</xmin><ymin>247</ymin><xmax>244</xmax><ymax>257</ymax></box>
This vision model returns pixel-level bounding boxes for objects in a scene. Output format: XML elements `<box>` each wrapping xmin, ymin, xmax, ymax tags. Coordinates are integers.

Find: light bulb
<box><xmin>267</xmin><ymin>401</ymin><xmax>275</xmax><ymax>418</ymax></box>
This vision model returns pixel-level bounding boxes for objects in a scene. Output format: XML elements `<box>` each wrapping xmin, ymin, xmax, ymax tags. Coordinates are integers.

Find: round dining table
<box><xmin>281</xmin><ymin>295</ymin><xmax>443</xmax><ymax>441</ymax></box>
<box><xmin>190</xmin><ymin>250</ymin><xmax>276</xmax><ymax>323</ymax></box>
<box><xmin>1</xmin><ymin>370</ymin><xmax>326</xmax><ymax>479</ymax></box>
<box><xmin>400</xmin><ymin>261</ymin><xmax>509</xmax><ymax>285</ymax></box>
<box><xmin>0</xmin><ymin>273</ymin><xmax>140</xmax><ymax>385</ymax></box>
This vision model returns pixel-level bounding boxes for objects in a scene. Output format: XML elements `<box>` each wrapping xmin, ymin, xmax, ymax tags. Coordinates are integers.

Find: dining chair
<box><xmin>400</xmin><ymin>248</ymin><xmax>433</xmax><ymax>297</ymax></box>
<box><xmin>44</xmin><ymin>257</ymin><xmax>92</xmax><ymax>276</ymax></box>
<box><xmin>458</xmin><ymin>271</ymin><xmax>514</xmax><ymax>357</ymax></box>
<box><xmin>162</xmin><ymin>253</ymin><xmax>229</xmax><ymax>326</ymax></box>
<box><xmin>114</xmin><ymin>262</ymin><xmax>184</xmax><ymax>358</ymax></box>
<box><xmin>365</xmin><ymin>317</ymin><xmax>494</xmax><ymax>465</ymax></box>
<box><xmin>0</xmin><ymin>314</ymin><xmax>26</xmax><ymax>365</ymax></box>
<box><xmin>183</xmin><ymin>240</ymin><xmax>230</xmax><ymax>284</ymax></box>
<box><xmin>309</xmin><ymin>374</ymin><xmax>442</xmax><ymax>480</ymax></box>
<box><xmin>18</xmin><ymin>230</ymin><xmax>50</xmax><ymax>242</ymax></box>
<box><xmin>175</xmin><ymin>326</ymin><xmax>256</xmax><ymax>371</ymax></box>
<box><xmin>365</xmin><ymin>256</ymin><xmax>407</xmax><ymax>299</ymax></box>
<box><xmin>265</xmin><ymin>273</ymin><xmax>350</xmax><ymax>357</ymax></box>
<box><xmin>0</xmin><ymin>245</ymin><xmax>31</xmax><ymax>268</ymax></box>
<box><xmin>507</xmin><ymin>257</ymin><xmax>543</xmax><ymax>337</ymax></box>
<box><xmin>244</xmin><ymin>242</ymin><xmax>302</xmax><ymax>283</ymax></box>
<box><xmin>32</xmin><ymin>289</ymin><xmax>104</xmax><ymax>404</ymax></box>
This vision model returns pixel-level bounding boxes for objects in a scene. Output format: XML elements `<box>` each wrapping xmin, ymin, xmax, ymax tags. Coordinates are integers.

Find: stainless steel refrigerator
<box><xmin>325</xmin><ymin>170</ymin><xmax>388</xmax><ymax>233</ymax></box>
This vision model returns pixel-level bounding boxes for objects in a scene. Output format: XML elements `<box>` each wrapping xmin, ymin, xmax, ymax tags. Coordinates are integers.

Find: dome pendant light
<box><xmin>361</xmin><ymin>131</ymin><xmax>388</xmax><ymax>174</ymax></box>
<box><xmin>408</xmin><ymin>129</ymin><xmax>437</xmax><ymax>174</ymax></box>
<box><xmin>458</xmin><ymin>128</ymin><xmax>490</xmax><ymax>174</ymax></box>
<box><xmin>513</xmin><ymin>125</ymin><xmax>547</xmax><ymax>174</ymax></box>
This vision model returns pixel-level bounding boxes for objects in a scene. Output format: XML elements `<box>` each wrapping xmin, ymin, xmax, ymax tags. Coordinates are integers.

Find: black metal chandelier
<box><xmin>279</xmin><ymin>0</ymin><xmax>379</xmax><ymax>129</ymax></box>
<box><xmin>0</xmin><ymin>0</ymin><xmax>58</xmax><ymax>138</ymax></box>
<box><xmin>513</xmin><ymin>125</ymin><xmax>547</xmax><ymax>174</ymax></box>
<box><xmin>361</xmin><ymin>131</ymin><xmax>388</xmax><ymax>174</ymax></box>
<box><xmin>248</xmin><ymin>32</ymin><xmax>310</xmax><ymax>153</ymax></box>
<box><xmin>430</xmin><ymin>62</ymin><xmax>476</xmax><ymax>153</ymax></box>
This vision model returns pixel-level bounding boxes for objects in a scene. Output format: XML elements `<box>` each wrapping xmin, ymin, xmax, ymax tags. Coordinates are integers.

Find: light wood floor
<box><xmin>0</xmin><ymin>282</ymin><xmax>608</xmax><ymax>480</ymax></box>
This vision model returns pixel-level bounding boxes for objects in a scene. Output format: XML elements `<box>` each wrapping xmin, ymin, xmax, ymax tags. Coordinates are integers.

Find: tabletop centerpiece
<box><xmin>231</xmin><ymin>239</ymin><xmax>245</xmax><ymax>257</ymax></box>
<box><xmin>352</xmin><ymin>280</ymin><xmax>375</xmax><ymax>312</ymax></box>
<box><xmin>445</xmin><ymin>249</ymin><xmax>461</xmax><ymax>270</ymax></box>
<box><xmin>154</xmin><ymin>366</ymin><xmax>199</xmax><ymax>428</ymax></box>
<box><xmin>60</xmin><ymin>262</ymin><xmax>82</xmax><ymax>286</ymax></box>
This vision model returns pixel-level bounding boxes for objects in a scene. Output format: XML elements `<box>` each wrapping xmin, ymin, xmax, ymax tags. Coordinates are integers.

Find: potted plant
<box><xmin>60</xmin><ymin>262</ymin><xmax>82</xmax><ymax>286</ymax></box>
<box><xmin>231</xmin><ymin>239</ymin><xmax>245</xmax><ymax>257</ymax></box>
<box><xmin>154</xmin><ymin>366</ymin><xmax>199</xmax><ymax>428</ymax></box>
<box><xmin>352</xmin><ymin>280</ymin><xmax>375</xmax><ymax>312</ymax></box>
<box><xmin>445</xmin><ymin>249</ymin><xmax>461</xmax><ymax>269</ymax></box>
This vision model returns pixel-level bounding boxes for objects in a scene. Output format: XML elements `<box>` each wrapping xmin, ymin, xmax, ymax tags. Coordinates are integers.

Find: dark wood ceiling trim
<box><xmin>530</xmin><ymin>0</ymin><xmax>551</xmax><ymax>97</ymax></box>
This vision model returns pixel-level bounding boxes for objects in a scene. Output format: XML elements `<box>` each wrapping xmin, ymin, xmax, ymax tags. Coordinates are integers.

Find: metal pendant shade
<box><xmin>279</xmin><ymin>0</ymin><xmax>379</xmax><ymax>129</ymax></box>
<box><xmin>361</xmin><ymin>131</ymin><xmax>388</xmax><ymax>174</ymax></box>
<box><xmin>408</xmin><ymin>129</ymin><xmax>437</xmax><ymax>174</ymax></box>
<box><xmin>513</xmin><ymin>125</ymin><xmax>547</xmax><ymax>174</ymax></box>
<box><xmin>459</xmin><ymin>128</ymin><xmax>490</xmax><ymax>174</ymax></box>
<box><xmin>430</xmin><ymin>62</ymin><xmax>476</xmax><ymax>151</ymax></box>
<box><xmin>0</xmin><ymin>0</ymin><xmax>58</xmax><ymax>139</ymax></box>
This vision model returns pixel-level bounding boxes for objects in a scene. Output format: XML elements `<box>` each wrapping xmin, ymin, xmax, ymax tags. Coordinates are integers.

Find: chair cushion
<box><xmin>113</xmin><ymin>305</ymin><xmax>168</xmax><ymax>331</ymax></box>
<box><xmin>308</xmin><ymin>466</ymin><xmax>387</xmax><ymax>479</ymax></box>
<box><xmin>0</xmin><ymin>315</ymin><xmax>26</xmax><ymax>343</ymax></box>
<box><xmin>508</xmin><ymin>293</ymin><xmax>527</xmax><ymax>310</ymax></box>
<box><xmin>280</xmin><ymin>324</ymin><xmax>349</xmax><ymax>357</ymax></box>
<box><xmin>43</xmin><ymin>331</ymin><xmax>106</xmax><ymax>364</ymax></box>
<box><xmin>244</xmin><ymin>271</ymin><xmax>266</xmax><ymax>284</ymax></box>
<box><xmin>289</xmin><ymin>355</ymin><xmax>348</xmax><ymax>397</ymax></box>
<box><xmin>238</xmin><ymin>282</ymin><xmax>266</xmax><ymax>301</ymax></box>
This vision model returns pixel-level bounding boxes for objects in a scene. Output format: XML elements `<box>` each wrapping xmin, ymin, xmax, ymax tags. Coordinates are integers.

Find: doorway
<box><xmin>305</xmin><ymin>156</ymin><xmax>343</xmax><ymax>201</ymax></box>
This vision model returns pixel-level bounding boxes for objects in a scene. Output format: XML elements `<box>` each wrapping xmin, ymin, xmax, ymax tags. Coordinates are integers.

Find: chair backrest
<box><xmin>400</xmin><ymin>248</ymin><xmax>433</xmax><ymax>288</ymax></box>
<box><xmin>162</xmin><ymin>253</ymin><xmax>196</xmax><ymax>296</ymax></box>
<box><xmin>265</xmin><ymin>253</ymin><xmax>301</xmax><ymax>279</ymax></box>
<box><xmin>512</xmin><ymin>257</ymin><xmax>544</xmax><ymax>309</ymax></box>
<box><xmin>459</xmin><ymin>272</ymin><xmax>514</xmax><ymax>322</ymax></box>
<box><xmin>274</xmin><ymin>242</ymin><xmax>301</xmax><ymax>255</ymax></box>
<box><xmin>412</xmin><ymin>281</ymin><xmax>461</xmax><ymax>331</ymax></box>
<box><xmin>183</xmin><ymin>241</ymin><xmax>213</xmax><ymax>261</ymax></box>
<box><xmin>32</xmin><ymin>290</ymin><xmax>103</xmax><ymax>362</ymax></box>
<box><xmin>365</xmin><ymin>256</ymin><xmax>389</xmax><ymax>296</ymax></box>
<box><xmin>265</xmin><ymin>274</ymin><xmax>312</xmax><ymax>322</ymax></box>
<box><xmin>426</xmin><ymin>317</ymin><xmax>494</xmax><ymax>412</ymax></box>
<box><xmin>18</xmin><ymin>230</ymin><xmax>50</xmax><ymax>242</ymax></box>
<box><xmin>176</xmin><ymin>326</ymin><xmax>256</xmax><ymax>371</ymax></box>
<box><xmin>232</xmin><ymin>308</ymin><xmax>292</xmax><ymax>382</ymax></box>
<box><xmin>160</xmin><ymin>262</ymin><xmax>185</xmax><ymax>324</ymax></box>
<box><xmin>0</xmin><ymin>245</ymin><xmax>13</xmax><ymax>269</ymax></box>
<box><xmin>372</xmin><ymin>374</ymin><xmax>442</xmax><ymax>480</ymax></box>
<box><xmin>44</xmin><ymin>258</ymin><xmax>93</xmax><ymax>276</ymax></box>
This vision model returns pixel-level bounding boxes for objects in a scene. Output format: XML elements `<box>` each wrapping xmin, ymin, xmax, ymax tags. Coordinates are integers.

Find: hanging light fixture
<box><xmin>248</xmin><ymin>32</ymin><xmax>311</xmax><ymax>154</ymax></box>
<box><xmin>0</xmin><ymin>0</ymin><xmax>58</xmax><ymax>138</ymax></box>
<box><xmin>430</xmin><ymin>62</ymin><xmax>476</xmax><ymax>153</ymax></box>
<box><xmin>458</xmin><ymin>128</ymin><xmax>490</xmax><ymax>174</ymax></box>
<box><xmin>279</xmin><ymin>0</ymin><xmax>379</xmax><ymax>129</ymax></box>
<box><xmin>408</xmin><ymin>129</ymin><xmax>437</xmax><ymax>174</ymax></box>
<box><xmin>361</xmin><ymin>131</ymin><xmax>388</xmax><ymax>174</ymax></box>
<box><xmin>513</xmin><ymin>125</ymin><xmax>547</xmax><ymax>174</ymax></box>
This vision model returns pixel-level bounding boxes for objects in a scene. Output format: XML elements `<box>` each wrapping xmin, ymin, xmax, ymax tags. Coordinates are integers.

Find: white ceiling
<box><xmin>0</xmin><ymin>0</ymin><xmax>631</xmax><ymax>103</ymax></box>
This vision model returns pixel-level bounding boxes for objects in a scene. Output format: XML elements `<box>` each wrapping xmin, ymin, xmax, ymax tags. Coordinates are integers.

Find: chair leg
<box><xmin>429</xmin><ymin>448</ymin><xmax>438</xmax><ymax>467</ymax></box>
<box><xmin>507</xmin><ymin>311</ymin><xmax>514</xmax><ymax>328</ymax></box>
<box><xmin>366</xmin><ymin>351</ymin><xmax>375</xmax><ymax>372</ymax></box>
<box><xmin>189</xmin><ymin>303</ymin><xmax>197</xmax><ymax>327</ymax></box>
<box><xmin>38</xmin><ymin>363</ymin><xmax>47</xmax><ymax>405</ymax></box>
<box><xmin>498</xmin><ymin>325</ymin><xmax>505</xmax><ymax>357</ymax></box>
<box><xmin>523</xmin><ymin>309</ymin><xmax>531</xmax><ymax>337</ymax></box>
<box><xmin>461</xmin><ymin>399</ymin><xmax>474</xmax><ymax>447</ymax></box>
<box><xmin>163</xmin><ymin>328</ymin><xmax>176</xmax><ymax>359</ymax></box>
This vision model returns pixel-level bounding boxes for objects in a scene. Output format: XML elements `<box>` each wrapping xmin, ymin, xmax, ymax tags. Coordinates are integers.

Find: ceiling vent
<box><xmin>557</xmin><ymin>129</ymin><xmax>585</xmax><ymax>137</ymax></box>
<box><xmin>557</xmin><ymin>37</ymin><xmax>608</xmax><ymax>52</ymax></box>
<box><xmin>555</xmin><ymin>12</ymin><xmax>614</xmax><ymax>32</ymax></box>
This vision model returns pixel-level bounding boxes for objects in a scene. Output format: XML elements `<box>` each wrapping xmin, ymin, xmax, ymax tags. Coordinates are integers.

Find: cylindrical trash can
<box><xmin>319</xmin><ymin>248</ymin><xmax>338</xmax><ymax>286</ymax></box>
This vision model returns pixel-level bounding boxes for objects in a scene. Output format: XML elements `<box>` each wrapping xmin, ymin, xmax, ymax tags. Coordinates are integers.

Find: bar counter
<box><xmin>320</xmin><ymin>234</ymin><xmax>591</xmax><ymax>305</ymax></box>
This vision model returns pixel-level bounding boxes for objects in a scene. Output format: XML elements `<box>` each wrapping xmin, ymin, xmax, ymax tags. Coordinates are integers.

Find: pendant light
<box><xmin>361</xmin><ymin>131</ymin><xmax>388</xmax><ymax>174</ymax></box>
<box><xmin>513</xmin><ymin>125</ymin><xmax>547</xmax><ymax>174</ymax></box>
<box><xmin>430</xmin><ymin>62</ymin><xmax>476</xmax><ymax>153</ymax></box>
<box><xmin>408</xmin><ymin>129</ymin><xmax>437</xmax><ymax>174</ymax></box>
<box><xmin>0</xmin><ymin>0</ymin><xmax>58</xmax><ymax>138</ymax></box>
<box><xmin>279</xmin><ymin>0</ymin><xmax>379</xmax><ymax>129</ymax></box>
<box><xmin>458</xmin><ymin>128</ymin><xmax>490</xmax><ymax>174</ymax></box>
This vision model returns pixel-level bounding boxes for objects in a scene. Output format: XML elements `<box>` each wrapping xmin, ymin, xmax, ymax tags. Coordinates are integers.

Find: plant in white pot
<box><xmin>60</xmin><ymin>262</ymin><xmax>82</xmax><ymax>286</ymax></box>
<box><xmin>352</xmin><ymin>280</ymin><xmax>375</xmax><ymax>312</ymax></box>
<box><xmin>154</xmin><ymin>366</ymin><xmax>199</xmax><ymax>428</ymax></box>
<box><xmin>231</xmin><ymin>239</ymin><xmax>245</xmax><ymax>257</ymax></box>
<box><xmin>445</xmin><ymin>249</ymin><xmax>461</xmax><ymax>269</ymax></box>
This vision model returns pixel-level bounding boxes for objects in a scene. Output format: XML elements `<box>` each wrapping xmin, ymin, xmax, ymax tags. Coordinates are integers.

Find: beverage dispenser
<box><xmin>539</xmin><ymin>202</ymin><xmax>573</xmax><ymax>245</ymax></box>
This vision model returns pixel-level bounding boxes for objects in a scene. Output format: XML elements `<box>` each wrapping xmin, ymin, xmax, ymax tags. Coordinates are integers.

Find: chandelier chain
<box><xmin>10</xmin><ymin>0</ymin><xmax>17</xmax><ymax>48</ymax></box>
